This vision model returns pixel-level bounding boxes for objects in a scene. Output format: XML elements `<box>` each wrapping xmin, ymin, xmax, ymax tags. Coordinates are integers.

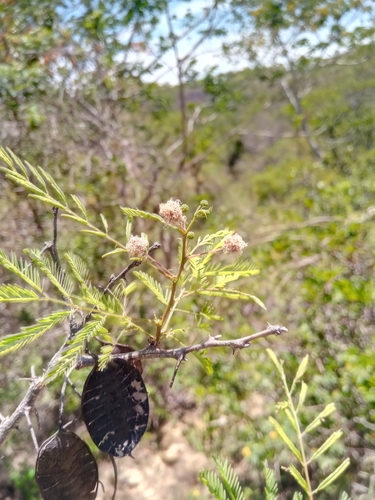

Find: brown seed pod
<box><xmin>81</xmin><ymin>358</ymin><xmax>149</xmax><ymax>457</ymax></box>
<box><xmin>35</xmin><ymin>430</ymin><xmax>98</xmax><ymax>500</ymax></box>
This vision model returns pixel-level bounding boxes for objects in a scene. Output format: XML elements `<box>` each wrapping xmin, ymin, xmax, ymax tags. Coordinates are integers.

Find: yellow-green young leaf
<box><xmin>100</xmin><ymin>213</ymin><xmax>109</xmax><ymax>233</ymax></box>
<box><xmin>292</xmin><ymin>492</ymin><xmax>303</xmax><ymax>500</ymax></box>
<box><xmin>102</xmin><ymin>248</ymin><xmax>126</xmax><ymax>258</ymax></box>
<box><xmin>304</xmin><ymin>403</ymin><xmax>336</xmax><ymax>434</ymax></box>
<box><xmin>0</xmin><ymin>284</ymin><xmax>39</xmax><ymax>303</ymax></box>
<box><xmin>133</xmin><ymin>271</ymin><xmax>167</xmax><ymax>305</ymax></box>
<box><xmin>297</xmin><ymin>381</ymin><xmax>308</xmax><ymax>412</ymax></box>
<box><xmin>287</xmin><ymin>464</ymin><xmax>308</xmax><ymax>493</ymax></box>
<box><xmin>26</xmin><ymin>162</ymin><xmax>47</xmax><ymax>190</ymax></box>
<box><xmin>275</xmin><ymin>401</ymin><xmax>289</xmax><ymax>412</ymax></box>
<box><xmin>98</xmin><ymin>332</ymin><xmax>114</xmax><ymax>344</ymax></box>
<box><xmin>309</xmin><ymin>430</ymin><xmax>343</xmax><ymax>462</ymax></box>
<box><xmin>0</xmin><ymin>250</ymin><xmax>42</xmax><ymax>292</ymax></box>
<box><xmin>205</xmin><ymin>261</ymin><xmax>259</xmax><ymax>277</ymax></box>
<box><xmin>80</xmin><ymin>229</ymin><xmax>107</xmax><ymax>238</ymax></box>
<box><xmin>0</xmin><ymin>147</ymin><xmax>15</xmax><ymax>169</ymax></box>
<box><xmin>194</xmin><ymin>352</ymin><xmax>213</xmax><ymax>375</ymax></box>
<box><xmin>48</xmin><ymin>316</ymin><xmax>107</xmax><ymax>379</ymax></box>
<box><xmin>0</xmin><ymin>311</ymin><xmax>70</xmax><ymax>356</ymax></box>
<box><xmin>123</xmin><ymin>281</ymin><xmax>137</xmax><ymax>295</ymax></box>
<box><xmin>38</xmin><ymin>168</ymin><xmax>67</xmax><ymax>204</ymax></box>
<box><xmin>5</xmin><ymin>173</ymin><xmax>46</xmax><ymax>196</ymax></box>
<box><xmin>24</xmin><ymin>249</ymin><xmax>74</xmax><ymax>297</ymax></box>
<box><xmin>285</xmin><ymin>408</ymin><xmax>298</xmax><ymax>433</ymax></box>
<box><xmin>269</xmin><ymin>417</ymin><xmax>302</xmax><ymax>461</ymax></box>
<box><xmin>61</xmin><ymin>213</ymin><xmax>87</xmax><ymax>225</ymax></box>
<box><xmin>267</xmin><ymin>349</ymin><xmax>284</xmax><ymax>378</ymax></box>
<box><xmin>70</xmin><ymin>195</ymin><xmax>87</xmax><ymax>218</ymax></box>
<box><xmin>98</xmin><ymin>345</ymin><xmax>113</xmax><ymax>371</ymax></box>
<box><xmin>64</xmin><ymin>252</ymin><xmax>89</xmax><ymax>286</ymax></box>
<box><xmin>313</xmin><ymin>458</ymin><xmax>350</xmax><ymax>494</ymax></box>
<box><xmin>7</xmin><ymin>149</ymin><xmax>28</xmax><ymax>175</ymax></box>
<box><xmin>291</xmin><ymin>355</ymin><xmax>309</xmax><ymax>394</ymax></box>
<box><xmin>125</xmin><ymin>217</ymin><xmax>132</xmax><ymax>242</ymax></box>
<box><xmin>120</xmin><ymin>207</ymin><xmax>165</xmax><ymax>224</ymax></box>
<box><xmin>29</xmin><ymin>194</ymin><xmax>66</xmax><ymax>210</ymax></box>
<box><xmin>197</xmin><ymin>289</ymin><xmax>266</xmax><ymax>309</ymax></box>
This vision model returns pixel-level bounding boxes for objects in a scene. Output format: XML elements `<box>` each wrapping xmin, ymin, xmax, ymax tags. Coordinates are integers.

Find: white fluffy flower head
<box><xmin>159</xmin><ymin>198</ymin><xmax>186</xmax><ymax>227</ymax></box>
<box><xmin>222</xmin><ymin>233</ymin><xmax>248</xmax><ymax>256</ymax></box>
<box><xmin>126</xmin><ymin>235</ymin><xmax>148</xmax><ymax>259</ymax></box>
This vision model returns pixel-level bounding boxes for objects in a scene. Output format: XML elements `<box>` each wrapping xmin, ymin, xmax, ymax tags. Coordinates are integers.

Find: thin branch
<box><xmin>24</xmin><ymin>406</ymin><xmax>39</xmax><ymax>452</ymax></box>
<box><xmin>102</xmin><ymin>241</ymin><xmax>161</xmax><ymax>293</ymax></box>
<box><xmin>0</xmin><ymin>376</ymin><xmax>44</xmax><ymax>448</ymax></box>
<box><xmin>0</xmin><ymin>324</ymin><xmax>286</xmax><ymax>448</ymax></box>
<box><xmin>77</xmin><ymin>324</ymin><xmax>287</xmax><ymax>369</ymax></box>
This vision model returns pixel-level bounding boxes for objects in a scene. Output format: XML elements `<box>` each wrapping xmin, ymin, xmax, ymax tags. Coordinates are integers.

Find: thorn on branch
<box><xmin>169</xmin><ymin>354</ymin><xmax>187</xmax><ymax>388</ymax></box>
<box><xmin>24</xmin><ymin>406</ymin><xmax>39</xmax><ymax>452</ymax></box>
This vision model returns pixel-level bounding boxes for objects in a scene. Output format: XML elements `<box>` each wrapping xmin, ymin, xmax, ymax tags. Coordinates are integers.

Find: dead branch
<box><xmin>0</xmin><ymin>376</ymin><xmax>44</xmax><ymax>448</ymax></box>
<box><xmin>77</xmin><ymin>324</ymin><xmax>287</xmax><ymax>387</ymax></box>
<box><xmin>0</xmin><ymin>324</ymin><xmax>286</xmax><ymax>448</ymax></box>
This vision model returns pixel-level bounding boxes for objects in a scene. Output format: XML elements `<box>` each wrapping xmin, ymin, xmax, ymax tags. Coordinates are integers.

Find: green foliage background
<box><xmin>1</xmin><ymin>1</ymin><xmax>375</xmax><ymax>498</ymax></box>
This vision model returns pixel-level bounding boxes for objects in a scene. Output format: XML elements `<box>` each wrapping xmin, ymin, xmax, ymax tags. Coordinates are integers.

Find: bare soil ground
<box><xmin>96</xmin><ymin>421</ymin><xmax>209</xmax><ymax>500</ymax></box>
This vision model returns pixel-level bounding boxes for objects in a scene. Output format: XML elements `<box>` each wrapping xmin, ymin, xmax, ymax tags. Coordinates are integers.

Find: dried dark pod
<box><xmin>81</xmin><ymin>358</ymin><xmax>149</xmax><ymax>457</ymax></box>
<box><xmin>111</xmin><ymin>343</ymin><xmax>143</xmax><ymax>374</ymax></box>
<box><xmin>35</xmin><ymin>430</ymin><xmax>98</xmax><ymax>500</ymax></box>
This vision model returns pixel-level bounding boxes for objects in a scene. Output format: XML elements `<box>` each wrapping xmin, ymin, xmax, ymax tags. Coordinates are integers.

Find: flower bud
<box><xmin>187</xmin><ymin>231</ymin><xmax>195</xmax><ymax>240</ymax></box>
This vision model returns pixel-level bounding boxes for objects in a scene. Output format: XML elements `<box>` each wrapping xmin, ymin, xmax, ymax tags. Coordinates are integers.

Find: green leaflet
<box><xmin>312</xmin><ymin>458</ymin><xmax>350</xmax><ymax>494</ymax></box>
<box><xmin>197</xmin><ymin>289</ymin><xmax>266</xmax><ymax>309</ymax></box>
<box><xmin>64</xmin><ymin>252</ymin><xmax>89</xmax><ymax>286</ymax></box>
<box><xmin>0</xmin><ymin>311</ymin><xmax>71</xmax><ymax>356</ymax></box>
<box><xmin>38</xmin><ymin>168</ymin><xmax>67</xmax><ymax>204</ymax></box>
<box><xmin>205</xmin><ymin>258</ymin><xmax>259</xmax><ymax>276</ymax></box>
<box><xmin>120</xmin><ymin>207</ymin><xmax>165</xmax><ymax>224</ymax></box>
<box><xmin>213</xmin><ymin>456</ymin><xmax>246</xmax><ymax>500</ymax></box>
<box><xmin>263</xmin><ymin>461</ymin><xmax>278</xmax><ymax>500</ymax></box>
<box><xmin>48</xmin><ymin>316</ymin><xmax>108</xmax><ymax>379</ymax></box>
<box><xmin>199</xmin><ymin>469</ymin><xmax>227</xmax><ymax>500</ymax></box>
<box><xmin>100</xmin><ymin>213</ymin><xmax>109</xmax><ymax>233</ymax></box>
<box><xmin>24</xmin><ymin>248</ymin><xmax>74</xmax><ymax>297</ymax></box>
<box><xmin>102</xmin><ymin>248</ymin><xmax>126</xmax><ymax>258</ymax></box>
<box><xmin>291</xmin><ymin>355</ymin><xmax>309</xmax><ymax>394</ymax></box>
<box><xmin>304</xmin><ymin>403</ymin><xmax>336</xmax><ymax>434</ymax></box>
<box><xmin>287</xmin><ymin>464</ymin><xmax>308</xmax><ymax>493</ymax></box>
<box><xmin>133</xmin><ymin>271</ymin><xmax>167</xmax><ymax>304</ymax></box>
<box><xmin>0</xmin><ymin>283</ymin><xmax>39</xmax><ymax>303</ymax></box>
<box><xmin>309</xmin><ymin>430</ymin><xmax>343</xmax><ymax>463</ymax></box>
<box><xmin>0</xmin><ymin>249</ymin><xmax>42</xmax><ymax>292</ymax></box>
<box><xmin>189</xmin><ymin>256</ymin><xmax>207</xmax><ymax>285</ymax></box>
<box><xmin>194</xmin><ymin>352</ymin><xmax>213</xmax><ymax>375</ymax></box>
<box><xmin>292</xmin><ymin>493</ymin><xmax>303</xmax><ymax>500</ymax></box>
<box><xmin>70</xmin><ymin>194</ymin><xmax>87</xmax><ymax>219</ymax></box>
<box><xmin>269</xmin><ymin>416</ymin><xmax>302</xmax><ymax>461</ymax></box>
<box><xmin>25</xmin><ymin>162</ymin><xmax>47</xmax><ymax>190</ymax></box>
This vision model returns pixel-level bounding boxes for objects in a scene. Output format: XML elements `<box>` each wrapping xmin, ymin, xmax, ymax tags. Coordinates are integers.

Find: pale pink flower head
<box><xmin>126</xmin><ymin>235</ymin><xmax>148</xmax><ymax>259</ymax></box>
<box><xmin>222</xmin><ymin>233</ymin><xmax>248</xmax><ymax>256</ymax></box>
<box><xmin>159</xmin><ymin>198</ymin><xmax>185</xmax><ymax>227</ymax></box>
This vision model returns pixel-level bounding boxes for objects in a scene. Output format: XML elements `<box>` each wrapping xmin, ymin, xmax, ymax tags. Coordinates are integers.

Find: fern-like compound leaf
<box><xmin>263</xmin><ymin>461</ymin><xmax>279</xmax><ymax>500</ymax></box>
<box><xmin>0</xmin><ymin>310</ymin><xmax>71</xmax><ymax>357</ymax></box>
